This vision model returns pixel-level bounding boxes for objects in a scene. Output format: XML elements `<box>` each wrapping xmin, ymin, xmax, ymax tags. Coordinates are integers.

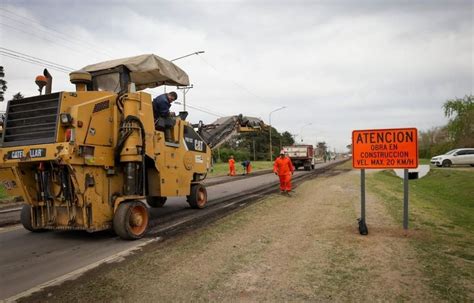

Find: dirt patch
<box><xmin>24</xmin><ymin>170</ymin><xmax>439</xmax><ymax>302</ymax></box>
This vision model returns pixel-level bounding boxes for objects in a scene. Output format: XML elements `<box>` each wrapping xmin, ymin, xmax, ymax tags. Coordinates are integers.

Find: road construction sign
<box><xmin>352</xmin><ymin>128</ymin><xmax>418</xmax><ymax>169</ymax></box>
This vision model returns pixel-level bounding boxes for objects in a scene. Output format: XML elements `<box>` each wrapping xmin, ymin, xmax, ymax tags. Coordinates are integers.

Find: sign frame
<box><xmin>351</xmin><ymin>127</ymin><xmax>418</xmax><ymax>235</ymax></box>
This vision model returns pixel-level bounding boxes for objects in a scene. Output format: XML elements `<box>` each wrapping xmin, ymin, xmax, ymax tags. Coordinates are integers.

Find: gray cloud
<box><xmin>1</xmin><ymin>0</ymin><xmax>472</xmax><ymax>150</ymax></box>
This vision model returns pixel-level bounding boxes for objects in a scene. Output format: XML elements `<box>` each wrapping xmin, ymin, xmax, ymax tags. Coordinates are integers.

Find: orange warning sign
<box><xmin>352</xmin><ymin>128</ymin><xmax>418</xmax><ymax>169</ymax></box>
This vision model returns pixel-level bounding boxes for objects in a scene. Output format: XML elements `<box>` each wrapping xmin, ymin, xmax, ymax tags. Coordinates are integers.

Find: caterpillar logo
<box><xmin>6</xmin><ymin>148</ymin><xmax>46</xmax><ymax>160</ymax></box>
<box><xmin>184</xmin><ymin>125</ymin><xmax>207</xmax><ymax>153</ymax></box>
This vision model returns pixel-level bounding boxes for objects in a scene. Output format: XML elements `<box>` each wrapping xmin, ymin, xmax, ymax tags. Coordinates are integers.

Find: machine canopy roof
<box><xmin>81</xmin><ymin>54</ymin><xmax>190</xmax><ymax>90</ymax></box>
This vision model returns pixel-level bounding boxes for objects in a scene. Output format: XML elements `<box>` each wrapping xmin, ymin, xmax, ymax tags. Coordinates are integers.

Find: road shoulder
<box><xmin>20</xmin><ymin>167</ymin><xmax>442</xmax><ymax>302</ymax></box>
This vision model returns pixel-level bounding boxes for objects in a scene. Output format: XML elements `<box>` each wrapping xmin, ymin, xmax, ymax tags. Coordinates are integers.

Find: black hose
<box><xmin>115</xmin><ymin>115</ymin><xmax>147</xmax><ymax>195</ymax></box>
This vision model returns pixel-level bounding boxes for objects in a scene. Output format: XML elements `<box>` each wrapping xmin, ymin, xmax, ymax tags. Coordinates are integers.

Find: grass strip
<box><xmin>367</xmin><ymin>168</ymin><xmax>474</xmax><ymax>301</ymax></box>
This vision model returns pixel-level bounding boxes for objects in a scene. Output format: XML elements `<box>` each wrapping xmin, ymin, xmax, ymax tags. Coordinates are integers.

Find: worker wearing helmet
<box><xmin>273</xmin><ymin>150</ymin><xmax>295</xmax><ymax>195</ymax></box>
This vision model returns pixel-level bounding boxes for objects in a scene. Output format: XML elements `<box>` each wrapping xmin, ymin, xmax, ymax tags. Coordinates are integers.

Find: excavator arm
<box><xmin>195</xmin><ymin>114</ymin><xmax>265</xmax><ymax>149</ymax></box>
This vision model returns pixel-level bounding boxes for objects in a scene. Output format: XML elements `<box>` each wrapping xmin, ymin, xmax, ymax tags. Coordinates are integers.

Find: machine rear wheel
<box><xmin>187</xmin><ymin>184</ymin><xmax>207</xmax><ymax>209</ymax></box>
<box><xmin>113</xmin><ymin>201</ymin><xmax>149</xmax><ymax>240</ymax></box>
<box><xmin>146</xmin><ymin>196</ymin><xmax>167</xmax><ymax>208</ymax></box>
<box><xmin>20</xmin><ymin>204</ymin><xmax>43</xmax><ymax>232</ymax></box>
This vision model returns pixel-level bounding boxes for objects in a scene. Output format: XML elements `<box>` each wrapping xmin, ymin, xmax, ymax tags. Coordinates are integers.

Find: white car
<box><xmin>430</xmin><ymin>148</ymin><xmax>474</xmax><ymax>167</ymax></box>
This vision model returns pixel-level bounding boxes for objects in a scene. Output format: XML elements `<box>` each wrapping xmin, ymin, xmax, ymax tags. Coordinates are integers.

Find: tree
<box><xmin>281</xmin><ymin>131</ymin><xmax>294</xmax><ymax>146</ymax></box>
<box><xmin>212</xmin><ymin>126</ymin><xmax>295</xmax><ymax>162</ymax></box>
<box><xmin>443</xmin><ymin>95</ymin><xmax>474</xmax><ymax>147</ymax></box>
<box><xmin>0</xmin><ymin>66</ymin><xmax>7</xmax><ymax>102</ymax></box>
<box><xmin>418</xmin><ymin>126</ymin><xmax>451</xmax><ymax>158</ymax></box>
<box><xmin>316</xmin><ymin>141</ymin><xmax>328</xmax><ymax>157</ymax></box>
<box><xmin>12</xmin><ymin>92</ymin><xmax>24</xmax><ymax>100</ymax></box>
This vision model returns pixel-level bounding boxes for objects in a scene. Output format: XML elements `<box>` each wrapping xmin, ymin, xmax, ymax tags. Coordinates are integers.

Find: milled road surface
<box><xmin>0</xmin><ymin>160</ymin><xmax>343</xmax><ymax>300</ymax></box>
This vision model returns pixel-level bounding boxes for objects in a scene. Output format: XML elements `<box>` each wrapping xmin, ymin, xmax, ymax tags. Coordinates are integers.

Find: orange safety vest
<box><xmin>273</xmin><ymin>156</ymin><xmax>294</xmax><ymax>176</ymax></box>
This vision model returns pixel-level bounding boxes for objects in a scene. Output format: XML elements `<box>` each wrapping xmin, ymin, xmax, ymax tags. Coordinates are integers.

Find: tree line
<box><xmin>419</xmin><ymin>95</ymin><xmax>473</xmax><ymax>158</ymax></box>
<box><xmin>212</xmin><ymin>126</ymin><xmax>333</xmax><ymax>163</ymax></box>
<box><xmin>212</xmin><ymin>127</ymin><xmax>295</xmax><ymax>162</ymax></box>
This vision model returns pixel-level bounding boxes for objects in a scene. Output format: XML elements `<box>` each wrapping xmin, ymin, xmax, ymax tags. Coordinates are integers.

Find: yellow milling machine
<box><xmin>0</xmin><ymin>54</ymin><xmax>213</xmax><ymax>239</ymax></box>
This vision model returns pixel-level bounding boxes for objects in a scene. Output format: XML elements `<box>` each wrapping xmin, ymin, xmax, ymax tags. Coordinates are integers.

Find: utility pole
<box><xmin>177</xmin><ymin>84</ymin><xmax>193</xmax><ymax>111</ymax></box>
<box><xmin>253</xmin><ymin>137</ymin><xmax>256</xmax><ymax>161</ymax></box>
<box><xmin>269</xmin><ymin>106</ymin><xmax>286</xmax><ymax>161</ymax></box>
<box><xmin>170</xmin><ymin>51</ymin><xmax>204</xmax><ymax>107</ymax></box>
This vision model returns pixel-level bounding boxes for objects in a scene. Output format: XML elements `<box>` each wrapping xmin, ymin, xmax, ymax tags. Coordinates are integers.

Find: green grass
<box><xmin>0</xmin><ymin>184</ymin><xmax>8</xmax><ymax>200</ymax></box>
<box><xmin>419</xmin><ymin>158</ymin><xmax>431</xmax><ymax>165</ymax></box>
<box><xmin>367</xmin><ymin>168</ymin><xmax>474</xmax><ymax>301</ymax></box>
<box><xmin>208</xmin><ymin>161</ymin><xmax>273</xmax><ymax>177</ymax></box>
<box><xmin>335</xmin><ymin>158</ymin><xmax>354</xmax><ymax>170</ymax></box>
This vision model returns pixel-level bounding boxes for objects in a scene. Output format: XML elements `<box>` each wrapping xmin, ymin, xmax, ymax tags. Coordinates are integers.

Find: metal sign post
<box><xmin>359</xmin><ymin>169</ymin><xmax>368</xmax><ymax>235</ymax></box>
<box><xmin>361</xmin><ymin>169</ymin><xmax>365</xmax><ymax>221</ymax></box>
<box><xmin>403</xmin><ymin>168</ymin><xmax>409</xmax><ymax>230</ymax></box>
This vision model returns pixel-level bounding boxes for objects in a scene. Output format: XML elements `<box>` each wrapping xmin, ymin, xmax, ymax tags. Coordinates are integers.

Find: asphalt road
<box><xmin>0</xmin><ymin>160</ymin><xmax>342</xmax><ymax>300</ymax></box>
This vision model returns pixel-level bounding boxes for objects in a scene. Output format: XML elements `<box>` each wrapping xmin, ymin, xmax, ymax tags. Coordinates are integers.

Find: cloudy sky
<box><xmin>0</xmin><ymin>0</ymin><xmax>472</xmax><ymax>151</ymax></box>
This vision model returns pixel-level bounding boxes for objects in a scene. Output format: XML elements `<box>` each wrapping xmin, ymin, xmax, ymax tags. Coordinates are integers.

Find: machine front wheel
<box><xmin>20</xmin><ymin>204</ymin><xmax>43</xmax><ymax>232</ymax></box>
<box><xmin>113</xmin><ymin>201</ymin><xmax>149</xmax><ymax>240</ymax></box>
<box><xmin>146</xmin><ymin>196</ymin><xmax>167</xmax><ymax>208</ymax></box>
<box><xmin>187</xmin><ymin>184</ymin><xmax>207</xmax><ymax>209</ymax></box>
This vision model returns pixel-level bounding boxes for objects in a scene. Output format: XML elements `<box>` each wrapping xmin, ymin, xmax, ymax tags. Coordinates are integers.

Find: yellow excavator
<box><xmin>0</xmin><ymin>54</ymin><xmax>218</xmax><ymax>239</ymax></box>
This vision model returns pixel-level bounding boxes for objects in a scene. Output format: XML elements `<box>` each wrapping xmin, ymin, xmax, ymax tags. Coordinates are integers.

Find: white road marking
<box><xmin>4</xmin><ymin>237</ymin><xmax>160</xmax><ymax>303</ymax></box>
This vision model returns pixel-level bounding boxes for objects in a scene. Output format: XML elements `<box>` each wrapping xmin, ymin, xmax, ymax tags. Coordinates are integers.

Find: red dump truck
<box><xmin>282</xmin><ymin>145</ymin><xmax>315</xmax><ymax>171</ymax></box>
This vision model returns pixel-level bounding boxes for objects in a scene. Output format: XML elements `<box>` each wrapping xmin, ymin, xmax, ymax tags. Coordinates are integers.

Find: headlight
<box><xmin>60</xmin><ymin>113</ymin><xmax>73</xmax><ymax>126</ymax></box>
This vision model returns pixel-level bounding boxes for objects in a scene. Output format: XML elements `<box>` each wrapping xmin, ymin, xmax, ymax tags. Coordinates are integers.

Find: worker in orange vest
<box><xmin>246</xmin><ymin>161</ymin><xmax>252</xmax><ymax>174</ymax></box>
<box><xmin>228</xmin><ymin>155</ymin><xmax>236</xmax><ymax>176</ymax></box>
<box><xmin>273</xmin><ymin>150</ymin><xmax>295</xmax><ymax>195</ymax></box>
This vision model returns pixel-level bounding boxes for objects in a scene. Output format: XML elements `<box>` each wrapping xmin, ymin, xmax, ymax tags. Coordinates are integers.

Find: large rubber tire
<box><xmin>187</xmin><ymin>184</ymin><xmax>207</xmax><ymax>209</ymax></box>
<box><xmin>20</xmin><ymin>204</ymin><xmax>37</xmax><ymax>232</ymax></box>
<box><xmin>113</xmin><ymin>201</ymin><xmax>149</xmax><ymax>240</ymax></box>
<box><xmin>442</xmin><ymin>160</ymin><xmax>452</xmax><ymax>167</ymax></box>
<box><xmin>146</xmin><ymin>196</ymin><xmax>167</xmax><ymax>208</ymax></box>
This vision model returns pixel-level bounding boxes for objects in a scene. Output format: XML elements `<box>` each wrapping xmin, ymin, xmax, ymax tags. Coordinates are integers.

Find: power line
<box><xmin>0</xmin><ymin>50</ymin><xmax>73</xmax><ymax>72</ymax></box>
<box><xmin>0</xmin><ymin>47</ymin><xmax>76</xmax><ymax>71</ymax></box>
<box><xmin>0</xmin><ymin>52</ymin><xmax>72</xmax><ymax>73</ymax></box>
<box><xmin>0</xmin><ymin>22</ymin><xmax>97</xmax><ymax>59</ymax></box>
<box><xmin>182</xmin><ymin>102</ymin><xmax>226</xmax><ymax>117</ymax></box>
<box><xmin>0</xmin><ymin>8</ymin><xmax>113</xmax><ymax>59</ymax></box>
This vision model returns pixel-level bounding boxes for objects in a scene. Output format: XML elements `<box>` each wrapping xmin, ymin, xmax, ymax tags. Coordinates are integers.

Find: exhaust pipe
<box><xmin>44</xmin><ymin>69</ymin><xmax>52</xmax><ymax>94</ymax></box>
